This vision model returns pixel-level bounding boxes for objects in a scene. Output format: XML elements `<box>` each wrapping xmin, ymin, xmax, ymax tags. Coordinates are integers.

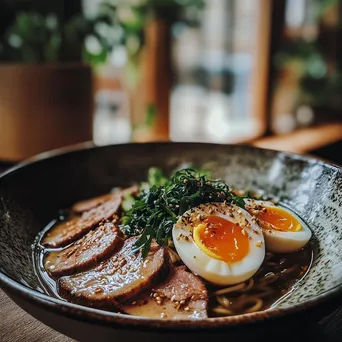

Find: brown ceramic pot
<box><xmin>0</xmin><ymin>64</ymin><xmax>94</xmax><ymax>161</ymax></box>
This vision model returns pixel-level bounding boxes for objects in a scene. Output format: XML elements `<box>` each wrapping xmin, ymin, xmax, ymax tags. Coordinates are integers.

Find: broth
<box><xmin>33</xmin><ymin>216</ymin><xmax>313</xmax><ymax>318</ymax></box>
<box><xmin>207</xmin><ymin>245</ymin><xmax>313</xmax><ymax>316</ymax></box>
<box><xmin>32</xmin><ymin>168</ymin><xmax>314</xmax><ymax>319</ymax></box>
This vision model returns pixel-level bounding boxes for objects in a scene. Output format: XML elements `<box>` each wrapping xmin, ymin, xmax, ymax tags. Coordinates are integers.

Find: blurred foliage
<box><xmin>0</xmin><ymin>11</ymin><xmax>114</xmax><ymax>64</ymax></box>
<box><xmin>274</xmin><ymin>39</ymin><xmax>342</xmax><ymax>109</ymax></box>
<box><xmin>274</xmin><ymin>0</ymin><xmax>342</xmax><ymax>110</ymax></box>
<box><xmin>99</xmin><ymin>0</ymin><xmax>204</xmax><ymax>86</ymax></box>
<box><xmin>103</xmin><ymin>0</ymin><xmax>204</xmax><ymax>53</ymax></box>
<box><xmin>0</xmin><ymin>0</ymin><xmax>203</xmax><ymax>66</ymax></box>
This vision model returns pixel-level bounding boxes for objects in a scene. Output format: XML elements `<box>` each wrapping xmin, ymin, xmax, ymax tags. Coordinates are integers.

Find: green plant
<box><xmin>99</xmin><ymin>0</ymin><xmax>204</xmax><ymax>85</ymax></box>
<box><xmin>273</xmin><ymin>0</ymin><xmax>342</xmax><ymax>111</ymax></box>
<box><xmin>0</xmin><ymin>0</ymin><xmax>203</xmax><ymax>66</ymax></box>
<box><xmin>97</xmin><ymin>0</ymin><xmax>204</xmax><ymax>131</ymax></box>
<box><xmin>0</xmin><ymin>10</ymin><xmax>116</xmax><ymax>65</ymax></box>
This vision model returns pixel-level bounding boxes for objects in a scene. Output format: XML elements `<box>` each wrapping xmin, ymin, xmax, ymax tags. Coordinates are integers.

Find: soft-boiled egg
<box><xmin>245</xmin><ymin>199</ymin><xmax>312</xmax><ymax>253</ymax></box>
<box><xmin>172</xmin><ymin>203</ymin><xmax>265</xmax><ymax>286</ymax></box>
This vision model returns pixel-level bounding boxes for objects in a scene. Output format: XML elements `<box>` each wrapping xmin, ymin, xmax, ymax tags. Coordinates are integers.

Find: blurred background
<box><xmin>0</xmin><ymin>0</ymin><xmax>341</xmax><ymax>164</ymax></box>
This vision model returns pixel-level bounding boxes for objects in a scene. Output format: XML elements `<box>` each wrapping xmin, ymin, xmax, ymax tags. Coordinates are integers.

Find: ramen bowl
<box><xmin>0</xmin><ymin>142</ymin><xmax>341</xmax><ymax>342</ymax></box>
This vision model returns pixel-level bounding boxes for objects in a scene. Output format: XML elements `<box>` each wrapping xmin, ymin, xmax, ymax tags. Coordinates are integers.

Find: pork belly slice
<box><xmin>71</xmin><ymin>193</ymin><xmax>116</xmax><ymax>215</ymax></box>
<box><xmin>42</xmin><ymin>195</ymin><xmax>121</xmax><ymax>248</ymax></box>
<box><xmin>58</xmin><ymin>237</ymin><xmax>168</xmax><ymax>309</ymax></box>
<box><xmin>122</xmin><ymin>266</ymin><xmax>208</xmax><ymax>319</ymax></box>
<box><xmin>45</xmin><ymin>220</ymin><xmax>123</xmax><ymax>277</ymax></box>
<box><xmin>71</xmin><ymin>186</ymin><xmax>138</xmax><ymax>215</ymax></box>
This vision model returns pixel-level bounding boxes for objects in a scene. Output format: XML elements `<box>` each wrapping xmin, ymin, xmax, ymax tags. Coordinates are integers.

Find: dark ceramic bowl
<box><xmin>1</xmin><ymin>142</ymin><xmax>342</xmax><ymax>342</ymax></box>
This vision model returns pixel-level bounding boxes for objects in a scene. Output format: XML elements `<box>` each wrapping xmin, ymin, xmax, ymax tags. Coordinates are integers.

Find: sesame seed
<box><xmin>255</xmin><ymin>240</ymin><xmax>262</xmax><ymax>247</ymax></box>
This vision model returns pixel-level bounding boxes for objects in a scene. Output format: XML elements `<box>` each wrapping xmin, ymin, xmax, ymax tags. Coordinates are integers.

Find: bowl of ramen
<box><xmin>0</xmin><ymin>142</ymin><xmax>341</xmax><ymax>342</ymax></box>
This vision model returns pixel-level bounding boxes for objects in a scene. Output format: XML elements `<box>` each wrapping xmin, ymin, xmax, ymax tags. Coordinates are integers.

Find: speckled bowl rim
<box><xmin>1</xmin><ymin>141</ymin><xmax>342</xmax><ymax>332</ymax></box>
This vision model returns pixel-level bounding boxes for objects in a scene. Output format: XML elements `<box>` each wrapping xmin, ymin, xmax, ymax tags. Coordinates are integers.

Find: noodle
<box><xmin>244</xmin><ymin>278</ymin><xmax>254</xmax><ymax>291</ymax></box>
<box><xmin>259</xmin><ymin>272</ymin><xmax>279</xmax><ymax>285</ymax></box>
<box><xmin>217</xmin><ymin>295</ymin><xmax>231</xmax><ymax>308</ymax></box>
<box><xmin>212</xmin><ymin>307</ymin><xmax>233</xmax><ymax>316</ymax></box>
<box><xmin>280</xmin><ymin>265</ymin><xmax>298</xmax><ymax>275</ymax></box>
<box><xmin>244</xmin><ymin>298</ymin><xmax>263</xmax><ymax>313</ymax></box>
<box><xmin>254</xmin><ymin>287</ymin><xmax>273</xmax><ymax>298</ymax></box>
<box><xmin>208</xmin><ymin>244</ymin><xmax>313</xmax><ymax>317</ymax></box>
<box><xmin>213</xmin><ymin>282</ymin><xmax>246</xmax><ymax>295</ymax></box>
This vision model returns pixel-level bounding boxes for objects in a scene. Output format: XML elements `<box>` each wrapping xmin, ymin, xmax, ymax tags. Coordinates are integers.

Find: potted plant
<box><xmin>271</xmin><ymin>0</ymin><xmax>342</xmax><ymax>131</ymax></box>
<box><xmin>0</xmin><ymin>6</ymin><xmax>114</xmax><ymax>161</ymax></box>
<box><xmin>101</xmin><ymin>0</ymin><xmax>204</xmax><ymax>142</ymax></box>
<box><xmin>0</xmin><ymin>0</ymin><xmax>204</xmax><ymax>160</ymax></box>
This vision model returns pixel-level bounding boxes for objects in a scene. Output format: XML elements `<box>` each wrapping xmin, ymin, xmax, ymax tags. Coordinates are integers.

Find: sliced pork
<box><xmin>44</xmin><ymin>220</ymin><xmax>123</xmax><ymax>278</ymax></box>
<box><xmin>71</xmin><ymin>186</ymin><xmax>139</xmax><ymax>215</ymax></box>
<box><xmin>58</xmin><ymin>237</ymin><xmax>168</xmax><ymax>309</ymax></box>
<box><xmin>42</xmin><ymin>195</ymin><xmax>121</xmax><ymax>248</ymax></box>
<box><xmin>122</xmin><ymin>266</ymin><xmax>208</xmax><ymax>319</ymax></box>
<box><xmin>71</xmin><ymin>193</ymin><xmax>115</xmax><ymax>214</ymax></box>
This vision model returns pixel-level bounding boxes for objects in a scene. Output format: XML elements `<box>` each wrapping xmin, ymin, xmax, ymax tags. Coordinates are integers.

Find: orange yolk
<box><xmin>258</xmin><ymin>206</ymin><xmax>302</xmax><ymax>232</ymax></box>
<box><xmin>193</xmin><ymin>215</ymin><xmax>249</xmax><ymax>263</ymax></box>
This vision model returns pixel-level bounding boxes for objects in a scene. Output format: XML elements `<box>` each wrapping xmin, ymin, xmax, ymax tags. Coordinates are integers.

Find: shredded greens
<box><xmin>121</xmin><ymin>167</ymin><xmax>248</xmax><ymax>257</ymax></box>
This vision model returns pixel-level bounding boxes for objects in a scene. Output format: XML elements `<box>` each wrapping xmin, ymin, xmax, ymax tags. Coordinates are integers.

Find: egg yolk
<box><xmin>193</xmin><ymin>215</ymin><xmax>249</xmax><ymax>263</ymax></box>
<box><xmin>258</xmin><ymin>206</ymin><xmax>302</xmax><ymax>232</ymax></box>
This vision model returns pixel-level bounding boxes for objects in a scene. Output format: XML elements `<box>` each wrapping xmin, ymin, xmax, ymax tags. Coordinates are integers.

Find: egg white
<box><xmin>245</xmin><ymin>199</ymin><xmax>312</xmax><ymax>253</ymax></box>
<box><xmin>172</xmin><ymin>203</ymin><xmax>265</xmax><ymax>286</ymax></box>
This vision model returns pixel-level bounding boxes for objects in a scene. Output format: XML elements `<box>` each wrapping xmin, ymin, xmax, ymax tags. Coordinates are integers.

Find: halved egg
<box><xmin>245</xmin><ymin>199</ymin><xmax>312</xmax><ymax>253</ymax></box>
<box><xmin>172</xmin><ymin>203</ymin><xmax>265</xmax><ymax>286</ymax></box>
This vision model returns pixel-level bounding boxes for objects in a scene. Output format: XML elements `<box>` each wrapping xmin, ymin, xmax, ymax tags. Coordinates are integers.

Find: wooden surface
<box><xmin>0</xmin><ymin>290</ymin><xmax>74</xmax><ymax>342</ymax></box>
<box><xmin>251</xmin><ymin>122</ymin><xmax>342</xmax><ymax>154</ymax></box>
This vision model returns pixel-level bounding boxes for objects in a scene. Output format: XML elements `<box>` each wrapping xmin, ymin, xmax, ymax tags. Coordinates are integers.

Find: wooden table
<box><xmin>0</xmin><ymin>289</ymin><xmax>73</xmax><ymax>342</ymax></box>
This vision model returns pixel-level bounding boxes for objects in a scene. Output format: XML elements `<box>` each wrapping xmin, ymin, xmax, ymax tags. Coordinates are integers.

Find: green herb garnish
<box><xmin>121</xmin><ymin>168</ymin><xmax>247</xmax><ymax>257</ymax></box>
